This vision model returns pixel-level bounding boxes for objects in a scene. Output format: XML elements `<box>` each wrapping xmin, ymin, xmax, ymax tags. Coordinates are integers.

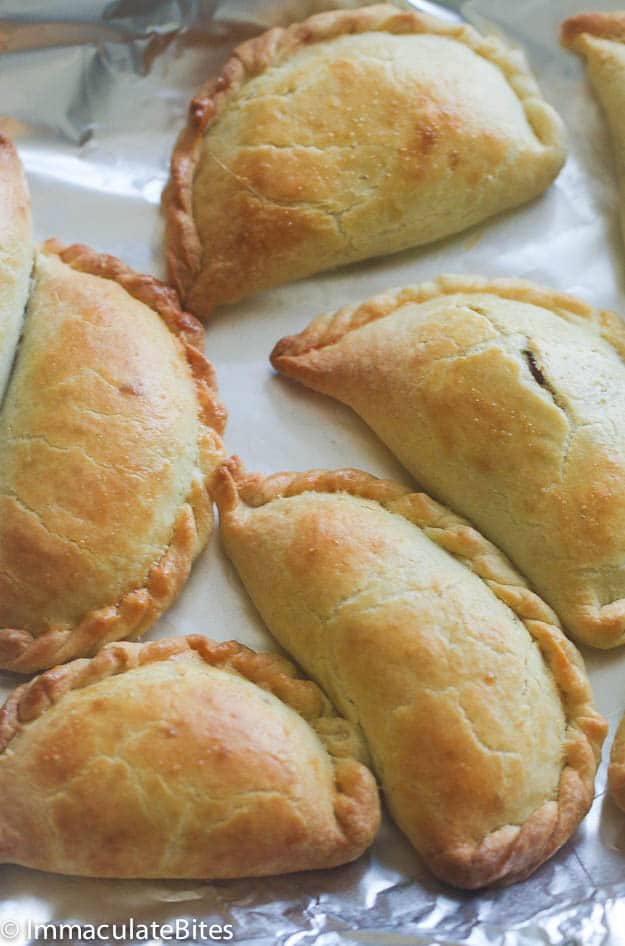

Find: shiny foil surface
<box><xmin>1</xmin><ymin>1</ymin><xmax>625</xmax><ymax>943</ymax></box>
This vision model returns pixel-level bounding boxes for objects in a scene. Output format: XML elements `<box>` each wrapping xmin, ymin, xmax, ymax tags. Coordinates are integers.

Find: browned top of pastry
<box><xmin>0</xmin><ymin>242</ymin><xmax>226</xmax><ymax>673</ymax></box>
<box><xmin>0</xmin><ymin>636</ymin><xmax>380</xmax><ymax>878</ymax></box>
<box><xmin>164</xmin><ymin>3</ymin><xmax>564</xmax><ymax>317</ymax></box>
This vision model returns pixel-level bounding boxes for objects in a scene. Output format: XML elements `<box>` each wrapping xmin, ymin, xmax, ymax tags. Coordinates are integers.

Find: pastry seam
<box><xmin>270</xmin><ymin>274</ymin><xmax>625</xmax><ymax>643</ymax></box>
<box><xmin>0</xmin><ymin>243</ymin><xmax>227</xmax><ymax>673</ymax></box>
<box><xmin>0</xmin><ymin>636</ymin><xmax>349</xmax><ymax>751</ymax></box>
<box><xmin>163</xmin><ymin>4</ymin><xmax>564</xmax><ymax>309</ymax></box>
<box><xmin>214</xmin><ymin>457</ymin><xmax>607</xmax><ymax>887</ymax></box>
<box><xmin>270</xmin><ymin>273</ymin><xmax>625</xmax><ymax>361</ymax></box>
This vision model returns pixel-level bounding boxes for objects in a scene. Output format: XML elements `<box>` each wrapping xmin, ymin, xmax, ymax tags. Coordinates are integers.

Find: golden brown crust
<box><xmin>164</xmin><ymin>5</ymin><xmax>564</xmax><ymax>317</ymax></box>
<box><xmin>213</xmin><ymin>457</ymin><xmax>607</xmax><ymax>889</ymax></box>
<box><xmin>271</xmin><ymin>275</ymin><xmax>625</xmax><ymax>650</ymax></box>
<box><xmin>0</xmin><ymin>244</ymin><xmax>227</xmax><ymax>673</ymax></box>
<box><xmin>0</xmin><ymin>636</ymin><xmax>379</xmax><ymax>878</ymax></box>
<box><xmin>44</xmin><ymin>240</ymin><xmax>226</xmax><ymax>436</ymax></box>
<box><xmin>562</xmin><ymin>12</ymin><xmax>625</xmax><ymax>48</ymax></box>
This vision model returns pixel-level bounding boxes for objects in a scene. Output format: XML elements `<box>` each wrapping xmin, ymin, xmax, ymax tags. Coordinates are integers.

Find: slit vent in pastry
<box><xmin>0</xmin><ymin>636</ymin><xmax>380</xmax><ymax>878</ymax></box>
<box><xmin>0</xmin><ymin>237</ymin><xmax>226</xmax><ymax>673</ymax></box>
<box><xmin>164</xmin><ymin>3</ymin><xmax>565</xmax><ymax>317</ymax></box>
<box><xmin>214</xmin><ymin>458</ymin><xmax>606</xmax><ymax>890</ymax></box>
<box><xmin>272</xmin><ymin>275</ymin><xmax>625</xmax><ymax>649</ymax></box>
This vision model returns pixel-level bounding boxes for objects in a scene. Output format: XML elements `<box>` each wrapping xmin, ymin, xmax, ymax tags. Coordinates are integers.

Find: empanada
<box><xmin>0</xmin><ymin>134</ymin><xmax>33</xmax><ymax>404</ymax></box>
<box><xmin>272</xmin><ymin>275</ymin><xmax>625</xmax><ymax>649</ymax></box>
<box><xmin>0</xmin><ymin>636</ymin><xmax>380</xmax><ymax>878</ymax></box>
<box><xmin>214</xmin><ymin>459</ymin><xmax>606</xmax><ymax>889</ymax></box>
<box><xmin>164</xmin><ymin>3</ymin><xmax>565</xmax><ymax>317</ymax></box>
<box><xmin>562</xmin><ymin>13</ymin><xmax>625</xmax><ymax>248</ymax></box>
<box><xmin>0</xmin><ymin>241</ymin><xmax>226</xmax><ymax>673</ymax></box>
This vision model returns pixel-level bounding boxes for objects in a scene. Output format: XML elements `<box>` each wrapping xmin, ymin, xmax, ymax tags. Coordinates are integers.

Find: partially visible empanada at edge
<box><xmin>0</xmin><ymin>134</ymin><xmax>33</xmax><ymax>404</ymax></box>
<box><xmin>562</xmin><ymin>13</ymin><xmax>625</xmax><ymax>248</ymax></box>
<box><xmin>272</xmin><ymin>276</ymin><xmax>625</xmax><ymax>649</ymax></box>
<box><xmin>214</xmin><ymin>459</ymin><xmax>606</xmax><ymax>890</ymax></box>
<box><xmin>0</xmin><ymin>636</ymin><xmax>380</xmax><ymax>878</ymax></box>
<box><xmin>164</xmin><ymin>3</ymin><xmax>565</xmax><ymax>317</ymax></box>
<box><xmin>0</xmin><ymin>241</ymin><xmax>226</xmax><ymax>673</ymax></box>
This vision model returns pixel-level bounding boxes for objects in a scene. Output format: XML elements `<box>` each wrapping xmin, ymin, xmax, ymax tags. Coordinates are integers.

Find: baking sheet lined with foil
<box><xmin>1</xmin><ymin>0</ymin><xmax>625</xmax><ymax>943</ymax></box>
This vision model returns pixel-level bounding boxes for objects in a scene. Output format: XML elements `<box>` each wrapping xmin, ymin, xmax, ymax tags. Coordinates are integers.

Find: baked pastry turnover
<box><xmin>0</xmin><ymin>636</ymin><xmax>380</xmax><ymax>878</ymax></box>
<box><xmin>164</xmin><ymin>3</ymin><xmax>565</xmax><ymax>317</ymax></box>
<box><xmin>562</xmin><ymin>13</ymin><xmax>625</xmax><ymax>249</ymax></box>
<box><xmin>272</xmin><ymin>275</ymin><xmax>625</xmax><ymax>649</ymax></box>
<box><xmin>0</xmin><ymin>240</ymin><xmax>226</xmax><ymax>673</ymax></box>
<box><xmin>214</xmin><ymin>459</ymin><xmax>606</xmax><ymax>890</ymax></box>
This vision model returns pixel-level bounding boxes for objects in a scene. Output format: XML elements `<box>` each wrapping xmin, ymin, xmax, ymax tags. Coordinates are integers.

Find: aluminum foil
<box><xmin>1</xmin><ymin>0</ymin><xmax>625</xmax><ymax>942</ymax></box>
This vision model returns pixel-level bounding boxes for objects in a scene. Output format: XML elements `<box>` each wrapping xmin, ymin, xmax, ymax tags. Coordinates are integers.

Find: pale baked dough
<box><xmin>164</xmin><ymin>3</ymin><xmax>565</xmax><ymax>317</ymax></box>
<box><xmin>609</xmin><ymin>712</ymin><xmax>625</xmax><ymax>811</ymax></box>
<box><xmin>0</xmin><ymin>135</ymin><xmax>33</xmax><ymax>406</ymax></box>
<box><xmin>272</xmin><ymin>275</ymin><xmax>625</xmax><ymax>650</ymax></box>
<box><xmin>0</xmin><ymin>242</ymin><xmax>226</xmax><ymax>673</ymax></box>
<box><xmin>214</xmin><ymin>459</ymin><xmax>606</xmax><ymax>890</ymax></box>
<box><xmin>0</xmin><ymin>636</ymin><xmax>379</xmax><ymax>878</ymax></box>
<box><xmin>562</xmin><ymin>13</ymin><xmax>625</xmax><ymax>248</ymax></box>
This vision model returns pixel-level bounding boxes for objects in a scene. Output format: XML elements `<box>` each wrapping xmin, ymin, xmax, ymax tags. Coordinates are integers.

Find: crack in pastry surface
<box><xmin>271</xmin><ymin>276</ymin><xmax>625</xmax><ymax>647</ymax></box>
<box><xmin>0</xmin><ymin>638</ymin><xmax>380</xmax><ymax>878</ymax></box>
<box><xmin>0</xmin><ymin>240</ymin><xmax>226</xmax><ymax>672</ymax></box>
<box><xmin>165</xmin><ymin>5</ymin><xmax>565</xmax><ymax>316</ymax></box>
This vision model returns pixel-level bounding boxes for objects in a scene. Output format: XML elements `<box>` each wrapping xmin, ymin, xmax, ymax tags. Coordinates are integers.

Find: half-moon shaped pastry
<box><xmin>0</xmin><ymin>134</ymin><xmax>33</xmax><ymax>405</ymax></box>
<box><xmin>0</xmin><ymin>242</ymin><xmax>226</xmax><ymax>673</ymax></box>
<box><xmin>0</xmin><ymin>636</ymin><xmax>380</xmax><ymax>878</ymax></box>
<box><xmin>164</xmin><ymin>3</ymin><xmax>565</xmax><ymax>317</ymax></box>
<box><xmin>214</xmin><ymin>459</ymin><xmax>606</xmax><ymax>890</ymax></box>
<box><xmin>562</xmin><ymin>13</ymin><xmax>625</xmax><ymax>248</ymax></box>
<box><xmin>272</xmin><ymin>275</ymin><xmax>625</xmax><ymax>649</ymax></box>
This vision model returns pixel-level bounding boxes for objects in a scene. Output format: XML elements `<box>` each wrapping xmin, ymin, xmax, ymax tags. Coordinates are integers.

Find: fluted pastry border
<box><xmin>213</xmin><ymin>456</ymin><xmax>607</xmax><ymax>889</ymax></box>
<box><xmin>163</xmin><ymin>4</ymin><xmax>565</xmax><ymax>316</ymax></box>
<box><xmin>271</xmin><ymin>273</ymin><xmax>625</xmax><ymax>361</ymax></box>
<box><xmin>0</xmin><ymin>635</ymin><xmax>377</xmax><ymax>855</ymax></box>
<box><xmin>0</xmin><ymin>242</ymin><xmax>227</xmax><ymax>674</ymax></box>
<box><xmin>271</xmin><ymin>273</ymin><xmax>625</xmax><ymax>649</ymax></box>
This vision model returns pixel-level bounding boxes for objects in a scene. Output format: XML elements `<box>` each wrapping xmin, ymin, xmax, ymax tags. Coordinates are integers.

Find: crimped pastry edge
<box><xmin>270</xmin><ymin>273</ymin><xmax>625</xmax><ymax>648</ymax></box>
<box><xmin>270</xmin><ymin>273</ymin><xmax>625</xmax><ymax>361</ymax></box>
<box><xmin>561</xmin><ymin>11</ymin><xmax>625</xmax><ymax>48</ymax></box>
<box><xmin>0</xmin><ymin>242</ymin><xmax>227</xmax><ymax>674</ymax></box>
<box><xmin>213</xmin><ymin>456</ymin><xmax>607</xmax><ymax>890</ymax></box>
<box><xmin>163</xmin><ymin>3</ymin><xmax>565</xmax><ymax>318</ymax></box>
<box><xmin>0</xmin><ymin>635</ymin><xmax>379</xmax><ymax>857</ymax></box>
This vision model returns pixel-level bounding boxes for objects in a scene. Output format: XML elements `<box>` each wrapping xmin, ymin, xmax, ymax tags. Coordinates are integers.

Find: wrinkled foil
<box><xmin>1</xmin><ymin>0</ymin><xmax>625</xmax><ymax>943</ymax></box>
